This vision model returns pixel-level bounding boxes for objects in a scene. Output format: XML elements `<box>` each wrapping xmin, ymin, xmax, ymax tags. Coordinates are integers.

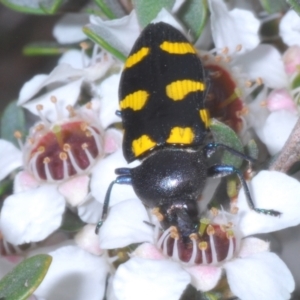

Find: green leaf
<box><xmin>291</xmin><ymin>72</ymin><xmax>300</xmax><ymax>89</ymax></box>
<box><xmin>260</xmin><ymin>0</ymin><xmax>288</xmax><ymax>13</ymax></box>
<box><xmin>0</xmin><ymin>254</ymin><xmax>52</xmax><ymax>300</ymax></box>
<box><xmin>0</xmin><ymin>178</ymin><xmax>13</xmax><ymax>205</ymax></box>
<box><xmin>246</xmin><ymin>139</ymin><xmax>259</xmax><ymax>160</ymax></box>
<box><xmin>132</xmin><ymin>0</ymin><xmax>175</xmax><ymax>28</ymax></box>
<box><xmin>210</xmin><ymin>119</ymin><xmax>244</xmax><ymax>168</ymax></box>
<box><xmin>23</xmin><ymin>42</ymin><xmax>72</xmax><ymax>56</ymax></box>
<box><xmin>1</xmin><ymin>101</ymin><xmax>26</xmax><ymax>148</ymax></box>
<box><xmin>60</xmin><ymin>208</ymin><xmax>86</xmax><ymax>232</ymax></box>
<box><xmin>287</xmin><ymin>0</ymin><xmax>300</xmax><ymax>15</ymax></box>
<box><xmin>261</xmin><ymin>0</ymin><xmax>289</xmax><ymax>14</ymax></box>
<box><xmin>177</xmin><ymin>0</ymin><xmax>208</xmax><ymax>41</ymax></box>
<box><xmin>83</xmin><ymin>25</ymin><xmax>127</xmax><ymax>62</ymax></box>
<box><xmin>1</xmin><ymin>0</ymin><xmax>64</xmax><ymax>14</ymax></box>
<box><xmin>94</xmin><ymin>0</ymin><xmax>116</xmax><ymax>19</ymax></box>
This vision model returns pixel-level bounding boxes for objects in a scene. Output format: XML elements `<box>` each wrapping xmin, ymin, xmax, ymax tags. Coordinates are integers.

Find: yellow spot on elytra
<box><xmin>160</xmin><ymin>41</ymin><xmax>196</xmax><ymax>54</ymax></box>
<box><xmin>120</xmin><ymin>90</ymin><xmax>149</xmax><ymax>111</ymax></box>
<box><xmin>166</xmin><ymin>127</ymin><xmax>194</xmax><ymax>144</ymax></box>
<box><xmin>166</xmin><ymin>80</ymin><xmax>205</xmax><ymax>101</ymax></box>
<box><xmin>199</xmin><ymin>109</ymin><xmax>210</xmax><ymax>128</ymax></box>
<box><xmin>125</xmin><ymin>47</ymin><xmax>150</xmax><ymax>68</ymax></box>
<box><xmin>132</xmin><ymin>134</ymin><xmax>156</xmax><ymax>157</ymax></box>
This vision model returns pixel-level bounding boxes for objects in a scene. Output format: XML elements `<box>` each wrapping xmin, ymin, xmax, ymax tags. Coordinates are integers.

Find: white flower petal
<box><xmin>97</xmin><ymin>72</ymin><xmax>122</xmax><ymax>128</ymax></box>
<box><xmin>233</xmin><ymin>44</ymin><xmax>288</xmax><ymax>89</ymax></box>
<box><xmin>14</xmin><ymin>171</ymin><xmax>39</xmax><ymax>193</ymax></box>
<box><xmin>0</xmin><ymin>185</ymin><xmax>65</xmax><ymax>244</ymax></box>
<box><xmin>152</xmin><ymin>8</ymin><xmax>186</xmax><ymax>34</ymax></box>
<box><xmin>208</xmin><ymin>0</ymin><xmax>260</xmax><ymax>54</ymax></box>
<box><xmin>185</xmin><ymin>265</ymin><xmax>222</xmax><ymax>292</ymax></box>
<box><xmin>99</xmin><ymin>198</ymin><xmax>153</xmax><ymax>249</ymax></box>
<box><xmin>238</xmin><ymin>171</ymin><xmax>300</xmax><ymax>236</ymax></box>
<box><xmin>34</xmin><ymin>245</ymin><xmax>109</xmax><ymax>300</ymax></box>
<box><xmin>172</xmin><ymin>0</ymin><xmax>185</xmax><ymax>13</ymax></box>
<box><xmin>53</xmin><ymin>13</ymin><xmax>89</xmax><ymax>44</ymax></box>
<box><xmin>279</xmin><ymin>10</ymin><xmax>300</xmax><ymax>47</ymax></box>
<box><xmin>77</xmin><ymin>196</ymin><xmax>102</xmax><ymax>224</ymax></box>
<box><xmin>113</xmin><ymin>257</ymin><xmax>190</xmax><ymax>300</ymax></box>
<box><xmin>75</xmin><ymin>224</ymin><xmax>103</xmax><ymax>256</ymax></box>
<box><xmin>104</xmin><ymin>128</ymin><xmax>123</xmax><ymax>154</ymax></box>
<box><xmin>42</xmin><ymin>64</ymin><xmax>83</xmax><ymax>86</ymax></box>
<box><xmin>90</xmin><ymin>149</ymin><xmax>138</xmax><ymax>207</ymax></box>
<box><xmin>247</xmin><ymin>87</ymin><xmax>270</xmax><ymax>130</ymax></box>
<box><xmin>58</xmin><ymin>49</ymin><xmax>88</xmax><ymax>69</ymax></box>
<box><xmin>82</xmin><ymin>52</ymin><xmax>115</xmax><ymax>82</ymax></box>
<box><xmin>22</xmin><ymin>78</ymin><xmax>84</xmax><ymax>121</ymax></box>
<box><xmin>238</xmin><ymin>237</ymin><xmax>269</xmax><ymax>258</ymax></box>
<box><xmin>18</xmin><ymin>65</ymin><xmax>83</xmax><ymax>106</ymax></box>
<box><xmin>18</xmin><ymin>74</ymin><xmax>48</xmax><ymax>105</ymax></box>
<box><xmin>89</xmin><ymin>10</ymin><xmax>140</xmax><ymax>56</ymax></box>
<box><xmin>259</xmin><ymin>110</ymin><xmax>297</xmax><ymax>155</ymax></box>
<box><xmin>0</xmin><ymin>140</ymin><xmax>22</xmax><ymax>181</ymax></box>
<box><xmin>133</xmin><ymin>243</ymin><xmax>165</xmax><ymax>260</ymax></box>
<box><xmin>58</xmin><ymin>175</ymin><xmax>90</xmax><ymax>206</ymax></box>
<box><xmin>224</xmin><ymin>252</ymin><xmax>294</xmax><ymax>300</ymax></box>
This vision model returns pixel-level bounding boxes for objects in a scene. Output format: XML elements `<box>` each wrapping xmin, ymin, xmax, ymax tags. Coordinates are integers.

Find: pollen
<box><xmin>36</xmin><ymin>104</ymin><xmax>43</xmax><ymax>111</ymax></box>
<box><xmin>221</xmin><ymin>47</ymin><xmax>229</xmax><ymax>55</ymax></box>
<box><xmin>59</xmin><ymin>152</ymin><xmax>68</xmax><ymax>160</ymax></box>
<box><xmin>152</xmin><ymin>207</ymin><xmax>164</xmax><ymax>221</ymax></box>
<box><xmin>236</xmin><ymin>44</ymin><xmax>242</xmax><ymax>52</ymax></box>
<box><xmin>35</xmin><ymin>124</ymin><xmax>45</xmax><ymax>131</ymax></box>
<box><xmin>14</xmin><ymin>131</ymin><xmax>22</xmax><ymax>139</ymax></box>
<box><xmin>85</xmin><ymin>102</ymin><xmax>92</xmax><ymax>109</ymax></box>
<box><xmin>66</xmin><ymin>105</ymin><xmax>76</xmax><ymax>117</ymax></box>
<box><xmin>43</xmin><ymin>157</ymin><xmax>50</xmax><ymax>164</ymax></box>
<box><xmin>256</xmin><ymin>77</ymin><xmax>263</xmax><ymax>85</ymax></box>
<box><xmin>189</xmin><ymin>233</ymin><xmax>198</xmax><ymax>240</ymax></box>
<box><xmin>38</xmin><ymin>146</ymin><xmax>45</xmax><ymax>153</ymax></box>
<box><xmin>63</xmin><ymin>143</ymin><xmax>71</xmax><ymax>151</ymax></box>
<box><xmin>210</xmin><ymin>207</ymin><xmax>219</xmax><ymax>216</ymax></box>
<box><xmin>81</xmin><ymin>143</ymin><xmax>88</xmax><ymax>149</ymax></box>
<box><xmin>80</xmin><ymin>41</ymin><xmax>90</xmax><ymax>50</ymax></box>
<box><xmin>80</xmin><ymin>122</ymin><xmax>88</xmax><ymax>131</ymax></box>
<box><xmin>207</xmin><ymin>225</ymin><xmax>215</xmax><ymax>235</ymax></box>
<box><xmin>198</xmin><ymin>241</ymin><xmax>208</xmax><ymax>251</ymax></box>
<box><xmin>170</xmin><ymin>226</ymin><xmax>179</xmax><ymax>239</ymax></box>
<box><xmin>85</xmin><ymin>130</ymin><xmax>92</xmax><ymax>137</ymax></box>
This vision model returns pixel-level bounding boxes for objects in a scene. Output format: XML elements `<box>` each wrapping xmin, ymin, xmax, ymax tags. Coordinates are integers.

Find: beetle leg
<box><xmin>207</xmin><ymin>164</ymin><xmax>281</xmax><ymax>217</ymax></box>
<box><xmin>203</xmin><ymin>143</ymin><xmax>256</xmax><ymax>164</ymax></box>
<box><xmin>95</xmin><ymin>174</ymin><xmax>132</xmax><ymax>234</ymax></box>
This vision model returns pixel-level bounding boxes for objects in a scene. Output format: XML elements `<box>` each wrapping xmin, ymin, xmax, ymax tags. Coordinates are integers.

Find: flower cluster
<box><xmin>0</xmin><ymin>1</ymin><xmax>300</xmax><ymax>300</ymax></box>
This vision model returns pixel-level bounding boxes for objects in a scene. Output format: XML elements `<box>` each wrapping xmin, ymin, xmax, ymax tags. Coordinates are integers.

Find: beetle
<box><xmin>96</xmin><ymin>22</ymin><xmax>280</xmax><ymax>245</ymax></box>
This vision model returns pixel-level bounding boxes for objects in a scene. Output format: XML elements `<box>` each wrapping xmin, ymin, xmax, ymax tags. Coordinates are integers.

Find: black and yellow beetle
<box><xmin>96</xmin><ymin>22</ymin><xmax>280</xmax><ymax>243</ymax></box>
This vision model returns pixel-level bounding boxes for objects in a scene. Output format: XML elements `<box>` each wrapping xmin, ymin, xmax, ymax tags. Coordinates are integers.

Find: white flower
<box><xmin>279</xmin><ymin>10</ymin><xmax>300</xmax><ymax>47</ymax></box>
<box><xmin>32</xmin><ymin>243</ymin><xmax>109</xmax><ymax>300</ymax></box>
<box><xmin>208</xmin><ymin>0</ymin><xmax>260</xmax><ymax>54</ymax></box>
<box><xmin>0</xmin><ymin>97</ymin><xmax>124</xmax><ymax>245</ymax></box>
<box><xmin>207</xmin><ymin>0</ymin><xmax>287</xmax><ymax>87</ymax></box>
<box><xmin>18</xmin><ymin>49</ymin><xmax>115</xmax><ymax>117</ymax></box>
<box><xmin>53</xmin><ymin>13</ymin><xmax>89</xmax><ymax>44</ymax></box>
<box><xmin>99</xmin><ymin>171</ymin><xmax>297</xmax><ymax>299</ymax></box>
